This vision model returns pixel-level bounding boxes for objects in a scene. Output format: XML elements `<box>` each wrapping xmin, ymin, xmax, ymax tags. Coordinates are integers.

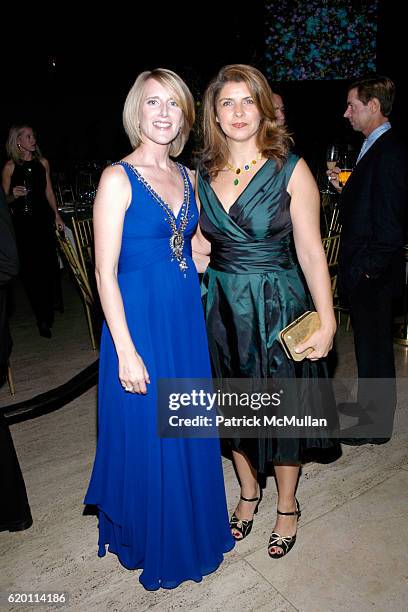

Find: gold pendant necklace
<box><xmin>226</xmin><ymin>153</ymin><xmax>262</xmax><ymax>186</ymax></box>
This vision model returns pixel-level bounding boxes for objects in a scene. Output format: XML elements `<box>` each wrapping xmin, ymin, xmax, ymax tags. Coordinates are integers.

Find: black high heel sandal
<box><xmin>268</xmin><ymin>498</ymin><xmax>301</xmax><ymax>558</ymax></box>
<box><xmin>230</xmin><ymin>489</ymin><xmax>263</xmax><ymax>541</ymax></box>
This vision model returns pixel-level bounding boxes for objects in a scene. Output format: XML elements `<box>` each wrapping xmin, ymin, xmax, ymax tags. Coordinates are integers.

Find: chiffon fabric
<box><xmin>84</xmin><ymin>162</ymin><xmax>234</xmax><ymax>590</ymax></box>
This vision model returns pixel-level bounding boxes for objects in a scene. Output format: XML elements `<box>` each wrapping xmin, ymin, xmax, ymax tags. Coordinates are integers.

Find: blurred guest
<box><xmin>0</xmin><ymin>187</ymin><xmax>32</xmax><ymax>532</ymax></box>
<box><xmin>271</xmin><ymin>92</ymin><xmax>286</xmax><ymax>127</ymax></box>
<box><xmin>1</xmin><ymin>125</ymin><xmax>64</xmax><ymax>338</ymax></box>
<box><xmin>0</xmin><ymin>188</ymin><xmax>18</xmax><ymax>382</ymax></box>
<box><xmin>329</xmin><ymin>76</ymin><xmax>408</xmax><ymax>444</ymax></box>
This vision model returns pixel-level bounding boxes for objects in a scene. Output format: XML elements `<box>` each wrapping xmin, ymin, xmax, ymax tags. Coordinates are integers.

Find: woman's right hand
<box><xmin>12</xmin><ymin>185</ymin><xmax>28</xmax><ymax>198</ymax></box>
<box><xmin>118</xmin><ymin>350</ymin><xmax>150</xmax><ymax>395</ymax></box>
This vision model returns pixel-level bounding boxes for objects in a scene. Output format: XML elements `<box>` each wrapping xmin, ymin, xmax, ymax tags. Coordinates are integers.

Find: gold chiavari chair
<box><xmin>7</xmin><ymin>360</ymin><xmax>16</xmax><ymax>395</ymax></box>
<box><xmin>71</xmin><ymin>217</ymin><xmax>94</xmax><ymax>273</ymax></box>
<box><xmin>56</xmin><ymin>230</ymin><xmax>98</xmax><ymax>350</ymax></box>
<box><xmin>56</xmin><ymin>182</ymin><xmax>76</xmax><ymax>207</ymax></box>
<box><xmin>320</xmin><ymin>191</ymin><xmax>332</xmax><ymax>237</ymax></box>
<box><xmin>322</xmin><ymin>233</ymin><xmax>340</xmax><ymax>270</ymax></box>
<box><xmin>323</xmin><ymin>233</ymin><xmax>341</xmax><ymax>322</ymax></box>
<box><xmin>327</xmin><ymin>204</ymin><xmax>342</xmax><ymax>237</ymax></box>
<box><xmin>322</xmin><ymin>233</ymin><xmax>350</xmax><ymax>328</ymax></box>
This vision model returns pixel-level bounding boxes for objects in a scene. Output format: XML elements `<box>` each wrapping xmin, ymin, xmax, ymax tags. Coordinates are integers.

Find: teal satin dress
<box><xmin>199</xmin><ymin>155</ymin><xmax>339</xmax><ymax>471</ymax></box>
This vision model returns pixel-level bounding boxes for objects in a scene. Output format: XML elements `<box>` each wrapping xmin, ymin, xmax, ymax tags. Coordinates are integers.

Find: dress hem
<box><xmin>97</xmin><ymin>539</ymin><xmax>235</xmax><ymax>591</ymax></box>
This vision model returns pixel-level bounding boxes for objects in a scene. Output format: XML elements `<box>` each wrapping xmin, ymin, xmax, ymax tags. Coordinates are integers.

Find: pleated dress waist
<box><xmin>209</xmin><ymin>234</ymin><xmax>297</xmax><ymax>274</ymax></box>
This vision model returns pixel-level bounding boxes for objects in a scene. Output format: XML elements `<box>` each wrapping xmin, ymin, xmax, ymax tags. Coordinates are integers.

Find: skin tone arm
<box><xmin>192</xmin><ymin>222</ymin><xmax>211</xmax><ymax>273</ymax></box>
<box><xmin>41</xmin><ymin>158</ymin><xmax>64</xmax><ymax>229</ymax></box>
<box><xmin>191</xmin><ymin>173</ymin><xmax>211</xmax><ymax>273</ymax></box>
<box><xmin>94</xmin><ymin>165</ymin><xmax>150</xmax><ymax>394</ymax></box>
<box><xmin>1</xmin><ymin>161</ymin><xmax>27</xmax><ymax>202</ymax></box>
<box><xmin>288</xmin><ymin>158</ymin><xmax>337</xmax><ymax>359</ymax></box>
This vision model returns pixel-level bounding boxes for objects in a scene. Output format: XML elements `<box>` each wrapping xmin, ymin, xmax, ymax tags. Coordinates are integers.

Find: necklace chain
<box><xmin>226</xmin><ymin>152</ymin><xmax>263</xmax><ymax>186</ymax></box>
<box><xmin>115</xmin><ymin>161</ymin><xmax>191</xmax><ymax>275</ymax></box>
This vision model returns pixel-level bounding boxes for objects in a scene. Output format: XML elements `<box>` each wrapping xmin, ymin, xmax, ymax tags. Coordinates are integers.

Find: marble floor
<box><xmin>1</xmin><ymin>276</ymin><xmax>407</xmax><ymax>611</ymax></box>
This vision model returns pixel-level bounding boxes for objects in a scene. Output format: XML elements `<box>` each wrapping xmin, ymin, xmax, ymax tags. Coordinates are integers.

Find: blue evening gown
<box><xmin>84</xmin><ymin>162</ymin><xmax>234</xmax><ymax>590</ymax></box>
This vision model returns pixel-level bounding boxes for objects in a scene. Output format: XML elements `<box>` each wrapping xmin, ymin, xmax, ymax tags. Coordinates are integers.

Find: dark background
<box><xmin>0</xmin><ymin>1</ymin><xmax>404</xmax><ymax>175</ymax></box>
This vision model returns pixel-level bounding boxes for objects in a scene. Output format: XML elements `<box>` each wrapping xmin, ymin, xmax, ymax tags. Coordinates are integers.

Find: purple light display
<box><xmin>266</xmin><ymin>0</ymin><xmax>378</xmax><ymax>81</ymax></box>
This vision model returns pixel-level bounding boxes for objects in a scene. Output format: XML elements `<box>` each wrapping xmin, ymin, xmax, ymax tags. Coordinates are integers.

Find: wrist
<box><xmin>117</xmin><ymin>343</ymin><xmax>137</xmax><ymax>357</ymax></box>
<box><xmin>319</xmin><ymin>315</ymin><xmax>337</xmax><ymax>333</ymax></box>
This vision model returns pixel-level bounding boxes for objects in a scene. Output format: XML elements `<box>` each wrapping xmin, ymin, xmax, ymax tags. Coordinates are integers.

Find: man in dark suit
<box><xmin>0</xmin><ymin>187</ymin><xmax>33</xmax><ymax>531</ymax></box>
<box><xmin>330</xmin><ymin>76</ymin><xmax>408</xmax><ymax>444</ymax></box>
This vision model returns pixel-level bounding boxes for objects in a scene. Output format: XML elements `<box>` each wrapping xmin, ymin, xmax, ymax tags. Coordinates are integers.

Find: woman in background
<box><xmin>2</xmin><ymin>125</ymin><xmax>63</xmax><ymax>338</ymax></box>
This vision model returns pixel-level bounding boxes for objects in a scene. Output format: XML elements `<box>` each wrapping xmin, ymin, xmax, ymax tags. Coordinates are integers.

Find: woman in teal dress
<box><xmin>193</xmin><ymin>65</ymin><xmax>339</xmax><ymax>559</ymax></box>
<box><xmin>84</xmin><ymin>69</ymin><xmax>234</xmax><ymax>590</ymax></box>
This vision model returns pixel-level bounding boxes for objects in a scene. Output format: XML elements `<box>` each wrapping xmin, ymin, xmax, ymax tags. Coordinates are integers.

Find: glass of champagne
<box><xmin>323</xmin><ymin>145</ymin><xmax>340</xmax><ymax>193</ymax></box>
<box><xmin>22</xmin><ymin>167</ymin><xmax>33</xmax><ymax>214</ymax></box>
<box><xmin>339</xmin><ymin>151</ymin><xmax>352</xmax><ymax>186</ymax></box>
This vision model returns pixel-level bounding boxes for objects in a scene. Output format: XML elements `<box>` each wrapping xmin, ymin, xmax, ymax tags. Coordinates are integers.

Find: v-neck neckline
<box><xmin>124</xmin><ymin>161</ymin><xmax>187</xmax><ymax>220</ymax></box>
<box><xmin>207</xmin><ymin>158</ymin><xmax>272</xmax><ymax>216</ymax></box>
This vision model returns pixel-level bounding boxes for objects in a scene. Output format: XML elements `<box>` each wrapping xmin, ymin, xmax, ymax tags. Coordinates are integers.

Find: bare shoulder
<box><xmin>39</xmin><ymin>157</ymin><xmax>50</xmax><ymax>170</ymax></box>
<box><xmin>2</xmin><ymin>160</ymin><xmax>15</xmax><ymax>175</ymax></box>
<box><xmin>288</xmin><ymin>157</ymin><xmax>317</xmax><ymax>194</ymax></box>
<box><xmin>99</xmin><ymin>163</ymin><xmax>129</xmax><ymax>188</ymax></box>
<box><xmin>94</xmin><ymin>163</ymin><xmax>131</xmax><ymax>214</ymax></box>
<box><xmin>182</xmin><ymin>165</ymin><xmax>195</xmax><ymax>185</ymax></box>
<box><xmin>290</xmin><ymin>157</ymin><xmax>309</xmax><ymax>177</ymax></box>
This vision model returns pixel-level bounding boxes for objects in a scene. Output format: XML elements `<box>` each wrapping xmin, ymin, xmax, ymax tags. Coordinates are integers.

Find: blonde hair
<box><xmin>200</xmin><ymin>64</ymin><xmax>292</xmax><ymax>178</ymax></box>
<box><xmin>123</xmin><ymin>68</ymin><xmax>195</xmax><ymax>157</ymax></box>
<box><xmin>6</xmin><ymin>125</ymin><xmax>42</xmax><ymax>164</ymax></box>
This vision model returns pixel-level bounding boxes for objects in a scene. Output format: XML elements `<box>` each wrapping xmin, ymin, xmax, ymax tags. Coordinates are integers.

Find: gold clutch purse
<box><xmin>279</xmin><ymin>311</ymin><xmax>320</xmax><ymax>361</ymax></box>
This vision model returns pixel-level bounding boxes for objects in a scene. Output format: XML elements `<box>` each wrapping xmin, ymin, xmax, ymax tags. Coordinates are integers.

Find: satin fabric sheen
<box><xmin>199</xmin><ymin>156</ymin><xmax>340</xmax><ymax>470</ymax></box>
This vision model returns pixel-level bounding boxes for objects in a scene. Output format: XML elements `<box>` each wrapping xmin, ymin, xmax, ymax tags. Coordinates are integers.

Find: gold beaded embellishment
<box><xmin>117</xmin><ymin>161</ymin><xmax>191</xmax><ymax>275</ymax></box>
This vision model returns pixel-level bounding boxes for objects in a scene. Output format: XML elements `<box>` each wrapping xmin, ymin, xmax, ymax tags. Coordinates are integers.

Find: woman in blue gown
<box><xmin>84</xmin><ymin>69</ymin><xmax>234</xmax><ymax>591</ymax></box>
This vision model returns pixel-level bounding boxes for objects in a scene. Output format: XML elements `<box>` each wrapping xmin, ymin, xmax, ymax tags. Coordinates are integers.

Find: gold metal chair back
<box><xmin>322</xmin><ymin>233</ymin><xmax>341</xmax><ymax>269</ymax></box>
<box><xmin>322</xmin><ymin>233</ymin><xmax>351</xmax><ymax>329</ymax></box>
<box><xmin>56</xmin><ymin>182</ymin><xmax>75</xmax><ymax>207</ymax></box>
<box><xmin>320</xmin><ymin>192</ymin><xmax>332</xmax><ymax>237</ymax></box>
<box><xmin>7</xmin><ymin>360</ymin><xmax>16</xmax><ymax>395</ymax></box>
<box><xmin>327</xmin><ymin>205</ymin><xmax>342</xmax><ymax>237</ymax></box>
<box><xmin>56</xmin><ymin>230</ymin><xmax>97</xmax><ymax>350</ymax></box>
<box><xmin>71</xmin><ymin>217</ymin><xmax>94</xmax><ymax>273</ymax></box>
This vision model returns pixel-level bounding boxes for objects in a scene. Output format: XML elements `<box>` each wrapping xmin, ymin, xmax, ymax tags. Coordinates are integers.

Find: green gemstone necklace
<box><xmin>226</xmin><ymin>153</ymin><xmax>263</xmax><ymax>186</ymax></box>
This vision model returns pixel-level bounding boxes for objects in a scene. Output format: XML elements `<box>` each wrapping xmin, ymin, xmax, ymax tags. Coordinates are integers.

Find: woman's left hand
<box><xmin>55</xmin><ymin>212</ymin><xmax>65</xmax><ymax>231</ymax></box>
<box><xmin>294</xmin><ymin>324</ymin><xmax>336</xmax><ymax>361</ymax></box>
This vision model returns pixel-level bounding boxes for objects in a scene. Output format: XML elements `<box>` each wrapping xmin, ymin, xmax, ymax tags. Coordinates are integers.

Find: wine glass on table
<box><xmin>322</xmin><ymin>144</ymin><xmax>340</xmax><ymax>193</ymax></box>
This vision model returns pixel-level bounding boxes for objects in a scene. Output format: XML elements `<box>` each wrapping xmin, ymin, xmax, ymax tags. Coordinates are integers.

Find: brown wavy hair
<box><xmin>199</xmin><ymin>64</ymin><xmax>292</xmax><ymax>179</ymax></box>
